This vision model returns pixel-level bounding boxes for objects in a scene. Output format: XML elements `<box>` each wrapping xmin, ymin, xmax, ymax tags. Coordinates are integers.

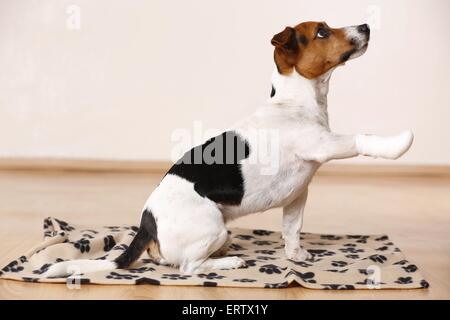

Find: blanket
<box><xmin>0</xmin><ymin>217</ymin><xmax>429</xmax><ymax>289</ymax></box>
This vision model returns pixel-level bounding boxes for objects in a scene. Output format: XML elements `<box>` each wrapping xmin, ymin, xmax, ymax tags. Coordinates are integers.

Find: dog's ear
<box><xmin>271</xmin><ymin>27</ymin><xmax>298</xmax><ymax>53</ymax></box>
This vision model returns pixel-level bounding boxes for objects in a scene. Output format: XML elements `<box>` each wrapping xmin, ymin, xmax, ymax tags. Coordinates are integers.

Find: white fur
<box><xmin>45</xmin><ymin>260</ymin><xmax>116</xmax><ymax>278</ymax></box>
<box><xmin>356</xmin><ymin>131</ymin><xmax>414</xmax><ymax>159</ymax></box>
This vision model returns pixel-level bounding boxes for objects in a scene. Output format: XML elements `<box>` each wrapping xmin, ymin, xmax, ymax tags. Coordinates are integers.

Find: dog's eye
<box><xmin>316</xmin><ymin>28</ymin><xmax>330</xmax><ymax>39</ymax></box>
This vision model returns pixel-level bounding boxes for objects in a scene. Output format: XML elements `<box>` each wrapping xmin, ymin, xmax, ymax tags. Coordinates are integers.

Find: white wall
<box><xmin>0</xmin><ymin>0</ymin><xmax>449</xmax><ymax>164</ymax></box>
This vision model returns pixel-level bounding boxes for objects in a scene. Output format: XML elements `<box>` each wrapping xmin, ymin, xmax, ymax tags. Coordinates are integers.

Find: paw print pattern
<box><xmin>339</xmin><ymin>247</ymin><xmax>364</xmax><ymax>254</ymax></box>
<box><xmin>259</xmin><ymin>264</ymin><xmax>287</xmax><ymax>275</ymax></box>
<box><xmin>320</xmin><ymin>235</ymin><xmax>343</xmax><ymax>241</ymax></box>
<box><xmin>106</xmin><ymin>272</ymin><xmax>138</xmax><ymax>280</ymax></box>
<box><xmin>356</xmin><ymin>237</ymin><xmax>369</xmax><ymax>244</ymax></box>
<box><xmin>32</xmin><ymin>263</ymin><xmax>52</xmax><ymax>275</ymax></box>
<box><xmin>234</xmin><ymin>234</ymin><xmax>255</xmax><ymax>240</ymax></box>
<box><xmin>233</xmin><ymin>278</ymin><xmax>257</xmax><ymax>283</ymax></box>
<box><xmin>375</xmin><ymin>235</ymin><xmax>389</xmax><ymax>241</ymax></box>
<box><xmin>288</xmin><ymin>270</ymin><xmax>316</xmax><ymax>284</ymax></box>
<box><xmin>393</xmin><ymin>259</ymin><xmax>408</xmax><ymax>265</ymax></box>
<box><xmin>369</xmin><ymin>254</ymin><xmax>387</xmax><ymax>264</ymax></box>
<box><xmin>346</xmin><ymin>235</ymin><xmax>369</xmax><ymax>243</ymax></box>
<box><xmin>402</xmin><ymin>264</ymin><xmax>418</xmax><ymax>273</ymax></box>
<box><xmin>73</xmin><ymin>238</ymin><xmax>91</xmax><ymax>253</ymax></box>
<box><xmin>128</xmin><ymin>267</ymin><xmax>155</xmax><ymax>273</ymax></box>
<box><xmin>103</xmin><ymin>235</ymin><xmax>116</xmax><ymax>252</ymax></box>
<box><xmin>162</xmin><ymin>273</ymin><xmax>191</xmax><ymax>280</ymax></box>
<box><xmin>43</xmin><ymin>218</ymin><xmax>52</xmax><ymax>230</ymax></box>
<box><xmin>256</xmin><ymin>256</ymin><xmax>277</xmax><ymax>261</ymax></box>
<box><xmin>245</xmin><ymin>259</ymin><xmax>258</xmax><ymax>267</ymax></box>
<box><xmin>197</xmin><ymin>272</ymin><xmax>225</xmax><ymax>280</ymax></box>
<box><xmin>309</xmin><ymin>249</ymin><xmax>335</xmax><ymax>257</ymax></box>
<box><xmin>326</xmin><ymin>269</ymin><xmax>348</xmax><ymax>273</ymax></box>
<box><xmin>229</xmin><ymin>243</ymin><xmax>245</xmax><ymax>251</ymax></box>
<box><xmin>395</xmin><ymin>277</ymin><xmax>413</xmax><ymax>285</ymax></box>
<box><xmin>105</xmin><ymin>226</ymin><xmax>121</xmax><ymax>232</ymax></box>
<box><xmin>3</xmin><ymin>222</ymin><xmax>429</xmax><ymax>290</ymax></box>
<box><xmin>343</xmin><ymin>243</ymin><xmax>357</xmax><ymax>247</ymax></box>
<box><xmin>252</xmin><ymin>240</ymin><xmax>275</xmax><ymax>246</ymax></box>
<box><xmin>254</xmin><ymin>250</ymin><xmax>276</xmax><ymax>255</ymax></box>
<box><xmin>290</xmin><ymin>260</ymin><xmax>313</xmax><ymax>268</ymax></box>
<box><xmin>253</xmin><ymin>230</ymin><xmax>274</xmax><ymax>236</ymax></box>
<box><xmin>2</xmin><ymin>260</ymin><xmax>24</xmax><ymax>273</ymax></box>
<box><xmin>54</xmin><ymin>218</ymin><xmax>75</xmax><ymax>231</ymax></box>
<box><xmin>331</xmin><ymin>261</ymin><xmax>348</xmax><ymax>267</ymax></box>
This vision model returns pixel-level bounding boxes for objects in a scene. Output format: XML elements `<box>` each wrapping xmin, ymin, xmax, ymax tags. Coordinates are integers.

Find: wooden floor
<box><xmin>0</xmin><ymin>169</ymin><xmax>449</xmax><ymax>299</ymax></box>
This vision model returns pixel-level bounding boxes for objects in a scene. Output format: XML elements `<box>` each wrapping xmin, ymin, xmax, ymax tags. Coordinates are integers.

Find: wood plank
<box><xmin>0</xmin><ymin>157</ymin><xmax>449</xmax><ymax>177</ymax></box>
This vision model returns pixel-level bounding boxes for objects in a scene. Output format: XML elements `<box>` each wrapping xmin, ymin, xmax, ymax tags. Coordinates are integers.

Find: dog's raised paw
<box><xmin>384</xmin><ymin>130</ymin><xmax>414</xmax><ymax>159</ymax></box>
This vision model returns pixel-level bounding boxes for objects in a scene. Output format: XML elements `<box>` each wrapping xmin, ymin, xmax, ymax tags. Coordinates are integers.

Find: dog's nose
<box><xmin>357</xmin><ymin>24</ymin><xmax>370</xmax><ymax>35</ymax></box>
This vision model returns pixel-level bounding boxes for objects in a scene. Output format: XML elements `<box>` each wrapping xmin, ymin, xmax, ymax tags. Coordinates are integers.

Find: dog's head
<box><xmin>271</xmin><ymin>21</ymin><xmax>370</xmax><ymax>79</ymax></box>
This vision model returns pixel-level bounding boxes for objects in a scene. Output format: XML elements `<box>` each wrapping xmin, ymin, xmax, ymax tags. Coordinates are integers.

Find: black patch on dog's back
<box><xmin>167</xmin><ymin>131</ymin><xmax>250</xmax><ymax>205</ymax></box>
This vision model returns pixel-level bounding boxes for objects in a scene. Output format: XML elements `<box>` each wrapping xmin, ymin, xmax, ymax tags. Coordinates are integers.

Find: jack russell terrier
<box><xmin>47</xmin><ymin>21</ymin><xmax>413</xmax><ymax>277</ymax></box>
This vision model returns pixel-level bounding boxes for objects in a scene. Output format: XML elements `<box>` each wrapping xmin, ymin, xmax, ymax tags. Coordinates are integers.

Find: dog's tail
<box><xmin>45</xmin><ymin>209</ymin><xmax>158</xmax><ymax>278</ymax></box>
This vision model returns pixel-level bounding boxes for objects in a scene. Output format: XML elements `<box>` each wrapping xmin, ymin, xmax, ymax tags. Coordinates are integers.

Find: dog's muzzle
<box><xmin>343</xmin><ymin>24</ymin><xmax>371</xmax><ymax>61</ymax></box>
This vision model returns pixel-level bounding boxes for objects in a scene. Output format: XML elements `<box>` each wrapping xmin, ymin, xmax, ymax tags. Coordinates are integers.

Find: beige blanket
<box><xmin>0</xmin><ymin>217</ymin><xmax>429</xmax><ymax>289</ymax></box>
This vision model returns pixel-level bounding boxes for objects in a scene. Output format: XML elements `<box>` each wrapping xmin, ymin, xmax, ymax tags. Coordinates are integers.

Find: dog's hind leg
<box><xmin>191</xmin><ymin>256</ymin><xmax>247</xmax><ymax>274</ymax></box>
<box><xmin>179</xmin><ymin>229</ymin><xmax>246</xmax><ymax>274</ymax></box>
<box><xmin>210</xmin><ymin>231</ymin><xmax>232</xmax><ymax>257</ymax></box>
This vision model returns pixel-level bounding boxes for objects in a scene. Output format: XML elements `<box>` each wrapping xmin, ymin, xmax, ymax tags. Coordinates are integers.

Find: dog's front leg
<box><xmin>310</xmin><ymin>130</ymin><xmax>414</xmax><ymax>163</ymax></box>
<box><xmin>282</xmin><ymin>189</ymin><xmax>311</xmax><ymax>262</ymax></box>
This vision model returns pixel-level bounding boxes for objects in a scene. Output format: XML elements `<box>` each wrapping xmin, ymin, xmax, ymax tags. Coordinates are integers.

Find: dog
<box><xmin>46</xmin><ymin>21</ymin><xmax>413</xmax><ymax>277</ymax></box>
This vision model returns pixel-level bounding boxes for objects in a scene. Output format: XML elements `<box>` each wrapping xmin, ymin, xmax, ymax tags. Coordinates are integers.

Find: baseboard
<box><xmin>0</xmin><ymin>158</ymin><xmax>172</xmax><ymax>173</ymax></box>
<box><xmin>0</xmin><ymin>158</ymin><xmax>449</xmax><ymax>178</ymax></box>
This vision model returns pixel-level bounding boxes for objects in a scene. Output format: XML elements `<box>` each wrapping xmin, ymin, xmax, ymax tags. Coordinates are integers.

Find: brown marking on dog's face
<box><xmin>271</xmin><ymin>21</ymin><xmax>370</xmax><ymax>79</ymax></box>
